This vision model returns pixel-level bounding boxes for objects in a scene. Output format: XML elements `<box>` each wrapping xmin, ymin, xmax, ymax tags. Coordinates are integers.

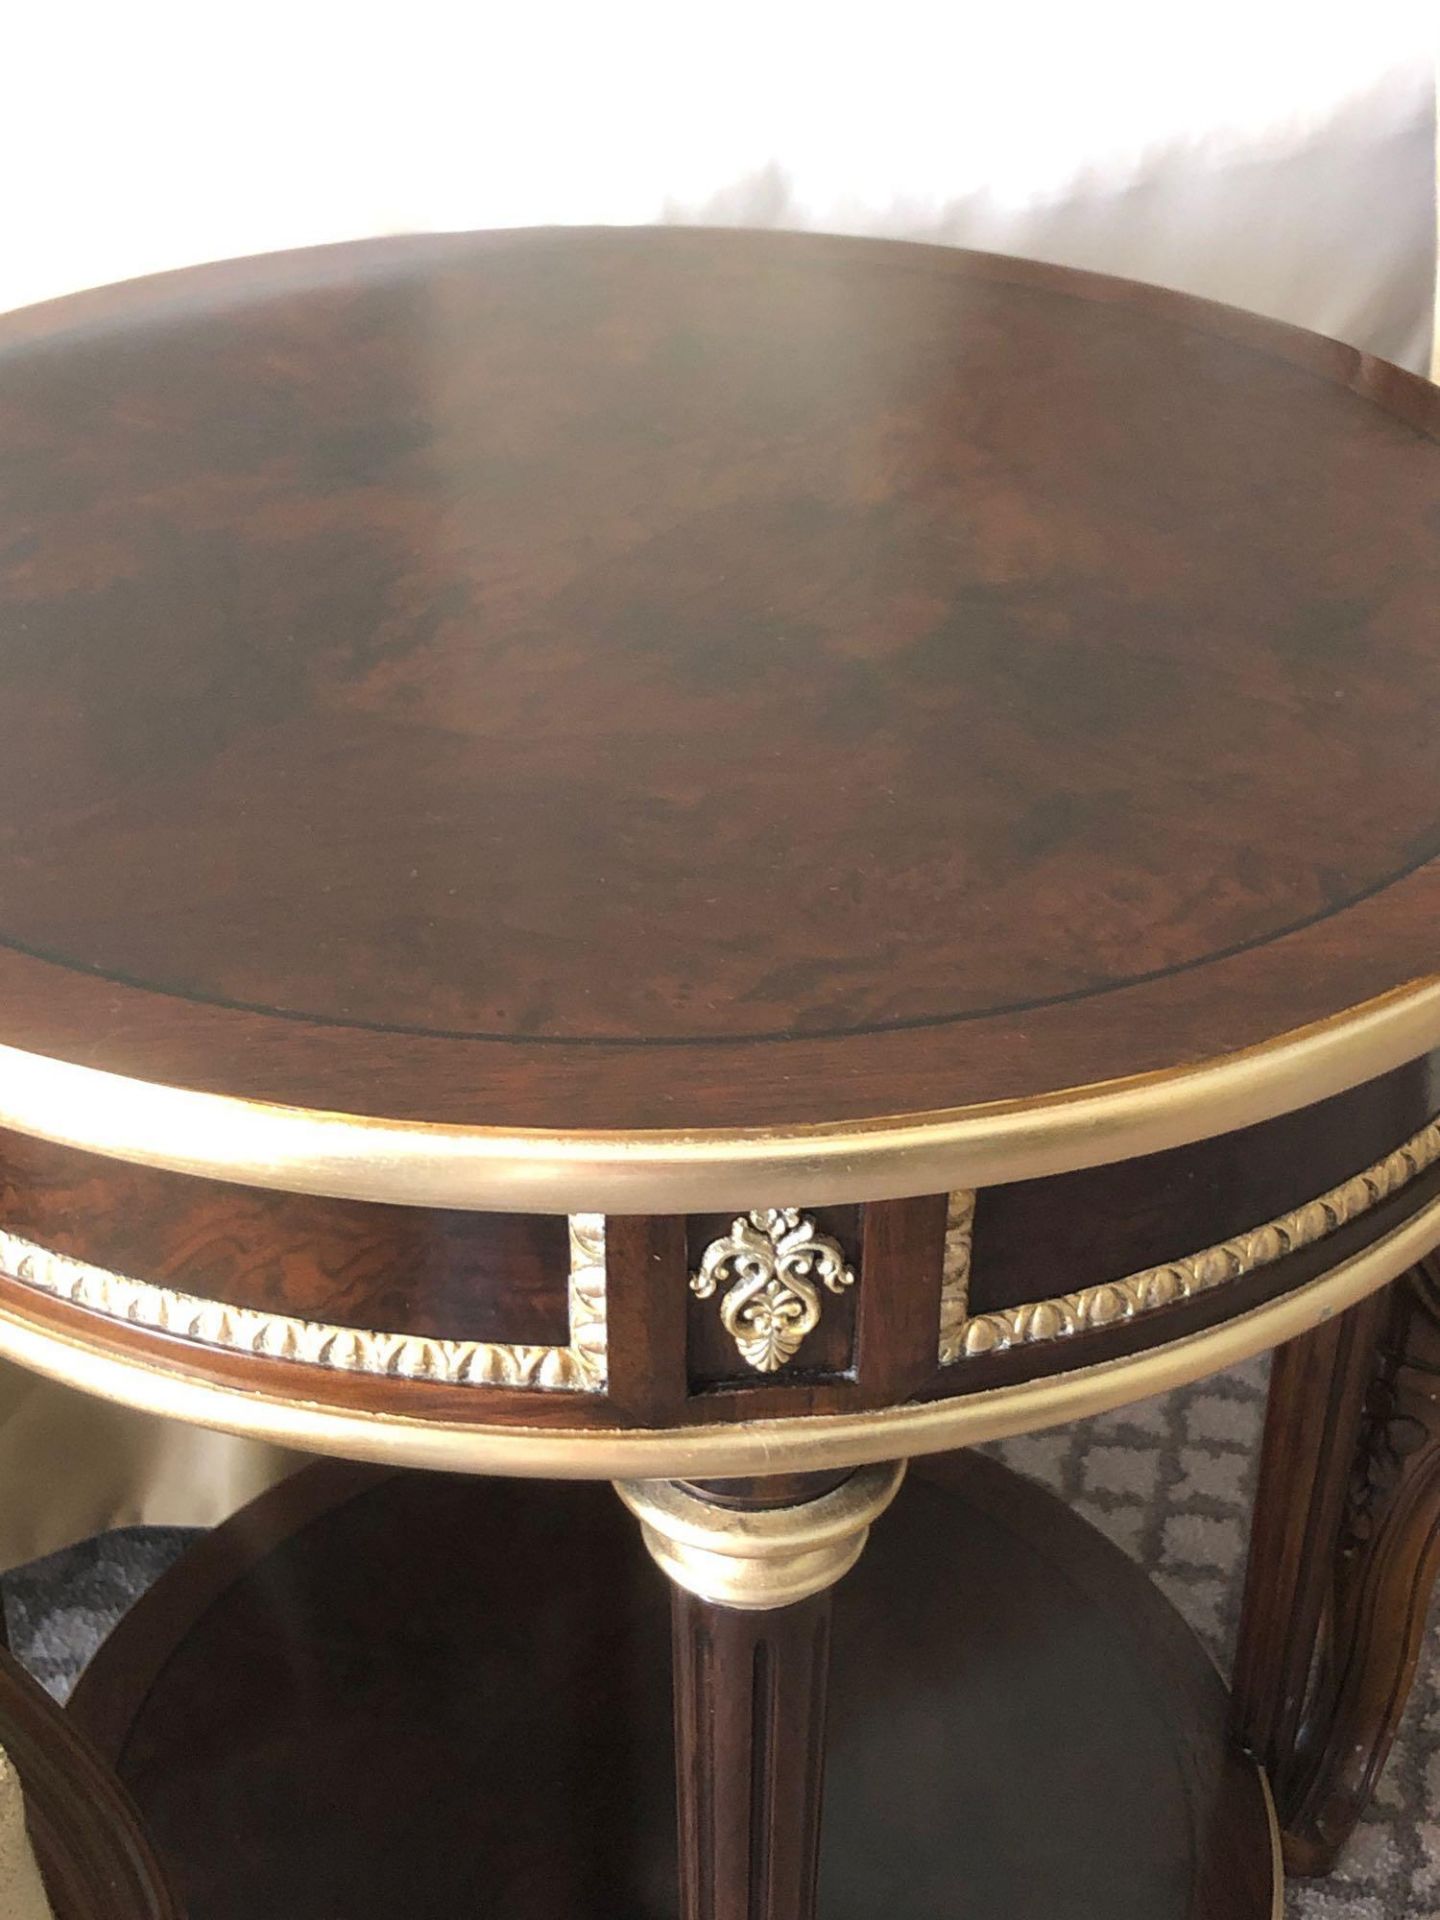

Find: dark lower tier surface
<box><xmin>66</xmin><ymin>1453</ymin><xmax>1277</xmax><ymax>1920</ymax></box>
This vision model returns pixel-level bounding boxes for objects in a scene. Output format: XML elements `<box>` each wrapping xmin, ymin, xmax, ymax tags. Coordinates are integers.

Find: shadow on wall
<box><xmin>663</xmin><ymin>76</ymin><xmax>1437</xmax><ymax>374</ymax></box>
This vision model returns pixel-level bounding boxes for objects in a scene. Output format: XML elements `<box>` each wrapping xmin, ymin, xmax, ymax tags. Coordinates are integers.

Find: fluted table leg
<box><xmin>616</xmin><ymin>1463</ymin><xmax>905</xmax><ymax>1920</ymax></box>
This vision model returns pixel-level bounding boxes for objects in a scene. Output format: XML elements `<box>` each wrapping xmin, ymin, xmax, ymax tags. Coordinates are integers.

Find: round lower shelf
<box><xmin>67</xmin><ymin>1454</ymin><xmax>1279</xmax><ymax>1920</ymax></box>
<box><xmin>0</xmin><ymin>1644</ymin><xmax>177</xmax><ymax>1920</ymax></box>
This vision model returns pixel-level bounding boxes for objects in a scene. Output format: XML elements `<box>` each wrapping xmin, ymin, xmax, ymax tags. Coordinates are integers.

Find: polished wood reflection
<box><xmin>0</xmin><ymin>231</ymin><xmax>1437</xmax><ymax>1132</ymax></box>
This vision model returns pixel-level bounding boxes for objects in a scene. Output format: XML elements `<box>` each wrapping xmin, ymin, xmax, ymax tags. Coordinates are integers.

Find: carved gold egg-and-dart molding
<box><xmin>689</xmin><ymin>1208</ymin><xmax>855</xmax><ymax>1373</ymax></box>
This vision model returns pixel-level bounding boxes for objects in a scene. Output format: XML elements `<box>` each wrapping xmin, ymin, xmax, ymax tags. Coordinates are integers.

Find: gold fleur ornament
<box><xmin>689</xmin><ymin>1208</ymin><xmax>855</xmax><ymax>1373</ymax></box>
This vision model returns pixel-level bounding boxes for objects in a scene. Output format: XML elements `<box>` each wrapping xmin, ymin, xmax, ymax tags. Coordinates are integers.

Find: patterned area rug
<box><xmin>5</xmin><ymin>1356</ymin><xmax>1438</xmax><ymax>1917</ymax></box>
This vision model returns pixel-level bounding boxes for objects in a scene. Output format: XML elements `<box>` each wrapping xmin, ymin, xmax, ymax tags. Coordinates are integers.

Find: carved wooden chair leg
<box><xmin>617</xmin><ymin>1463</ymin><xmax>905</xmax><ymax>1920</ymax></box>
<box><xmin>1233</xmin><ymin>1260</ymin><xmax>1440</xmax><ymax>1875</ymax></box>
<box><xmin>1285</xmin><ymin>1261</ymin><xmax>1440</xmax><ymax>1871</ymax></box>
<box><xmin>1230</xmin><ymin>1287</ymin><xmax>1389</xmax><ymax>1801</ymax></box>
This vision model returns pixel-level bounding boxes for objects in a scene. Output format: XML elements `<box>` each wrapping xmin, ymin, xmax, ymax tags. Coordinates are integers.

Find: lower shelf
<box><xmin>66</xmin><ymin>1452</ymin><xmax>1279</xmax><ymax>1919</ymax></box>
<box><xmin>0</xmin><ymin>1643</ymin><xmax>177</xmax><ymax>1920</ymax></box>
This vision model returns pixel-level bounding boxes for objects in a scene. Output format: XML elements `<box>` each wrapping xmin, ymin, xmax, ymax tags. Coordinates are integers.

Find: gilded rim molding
<box><xmin>0</xmin><ymin>980</ymin><xmax>1438</xmax><ymax>1211</ymax></box>
<box><xmin>939</xmin><ymin>1119</ymin><xmax>1440</xmax><ymax>1362</ymax></box>
<box><xmin>0</xmin><ymin>1213</ymin><xmax>608</xmax><ymax>1393</ymax></box>
<box><xmin>1</xmin><ymin>1190</ymin><xmax>1438</xmax><ymax>1480</ymax></box>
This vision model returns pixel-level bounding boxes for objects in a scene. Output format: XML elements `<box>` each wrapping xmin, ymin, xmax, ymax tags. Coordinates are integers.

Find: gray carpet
<box><xmin>5</xmin><ymin>1356</ymin><xmax>1438</xmax><ymax>1917</ymax></box>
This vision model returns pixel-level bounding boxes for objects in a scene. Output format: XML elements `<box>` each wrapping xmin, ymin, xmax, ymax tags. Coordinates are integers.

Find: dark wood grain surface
<box><xmin>67</xmin><ymin>1454</ymin><xmax>1276</xmax><ymax>1920</ymax></box>
<box><xmin>2</xmin><ymin>228</ymin><xmax>1438</xmax><ymax>1133</ymax></box>
<box><xmin>671</xmin><ymin>1578</ymin><xmax>833</xmax><ymax>1920</ymax></box>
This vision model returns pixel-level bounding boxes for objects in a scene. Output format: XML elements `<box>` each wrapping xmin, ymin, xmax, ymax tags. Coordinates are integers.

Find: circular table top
<box><xmin>1</xmin><ymin>227</ymin><xmax>1438</xmax><ymax>1208</ymax></box>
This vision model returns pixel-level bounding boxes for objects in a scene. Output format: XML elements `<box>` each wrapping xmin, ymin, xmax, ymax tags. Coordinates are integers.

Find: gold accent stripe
<box><xmin>0</xmin><ymin>1212</ymin><xmax>609</xmax><ymax>1392</ymax></box>
<box><xmin>566</xmin><ymin>1212</ymin><xmax>608</xmax><ymax>1386</ymax></box>
<box><xmin>940</xmin><ymin>1119</ymin><xmax>1440</xmax><ymax>1363</ymax></box>
<box><xmin>937</xmin><ymin>1189</ymin><xmax>977</xmax><ymax>1365</ymax></box>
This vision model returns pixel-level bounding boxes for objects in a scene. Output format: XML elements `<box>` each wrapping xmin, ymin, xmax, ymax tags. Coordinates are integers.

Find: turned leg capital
<box><xmin>616</xmin><ymin>1461</ymin><xmax>906</xmax><ymax>1611</ymax></box>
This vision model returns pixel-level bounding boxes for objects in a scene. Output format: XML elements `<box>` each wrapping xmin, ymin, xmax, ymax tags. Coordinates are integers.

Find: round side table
<box><xmin>1</xmin><ymin>228</ymin><xmax>1439</xmax><ymax>1919</ymax></box>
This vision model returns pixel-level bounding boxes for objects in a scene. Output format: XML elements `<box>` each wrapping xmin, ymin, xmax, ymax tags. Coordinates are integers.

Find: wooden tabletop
<box><xmin>0</xmin><ymin>228</ymin><xmax>1437</xmax><ymax>1195</ymax></box>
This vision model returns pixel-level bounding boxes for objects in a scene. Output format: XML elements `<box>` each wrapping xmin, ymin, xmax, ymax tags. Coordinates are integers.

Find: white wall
<box><xmin>1</xmin><ymin>1</ymin><xmax>1434</xmax><ymax>365</ymax></box>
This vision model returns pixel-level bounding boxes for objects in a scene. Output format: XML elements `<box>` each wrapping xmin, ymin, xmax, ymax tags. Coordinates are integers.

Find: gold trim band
<box><xmin>1</xmin><ymin>982</ymin><xmax>1438</xmax><ymax>1211</ymax></box>
<box><xmin>940</xmin><ymin>1118</ymin><xmax>1440</xmax><ymax>1362</ymax></box>
<box><xmin>1</xmin><ymin>1190</ymin><xmax>1438</xmax><ymax>1479</ymax></box>
<box><xmin>938</xmin><ymin>1189</ymin><xmax>977</xmax><ymax>1363</ymax></box>
<box><xmin>0</xmin><ymin>1213</ymin><xmax>609</xmax><ymax>1393</ymax></box>
<box><xmin>3</xmin><ymin>1119</ymin><xmax>1436</xmax><ymax>1407</ymax></box>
